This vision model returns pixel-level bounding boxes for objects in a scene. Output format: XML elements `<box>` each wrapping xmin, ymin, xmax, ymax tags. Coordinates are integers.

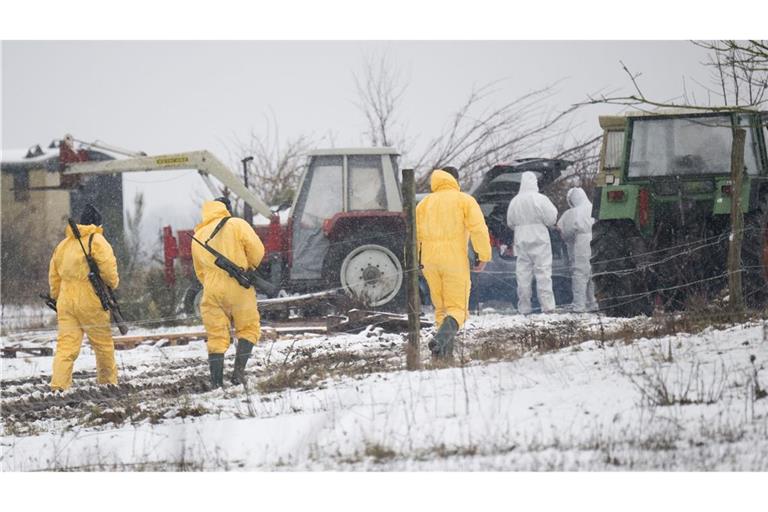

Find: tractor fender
<box><xmin>596</xmin><ymin>185</ymin><xmax>640</xmax><ymax>223</ymax></box>
<box><xmin>713</xmin><ymin>177</ymin><xmax>753</xmax><ymax>216</ymax></box>
<box><xmin>322</xmin><ymin>211</ymin><xmax>406</xmax><ymax>243</ymax></box>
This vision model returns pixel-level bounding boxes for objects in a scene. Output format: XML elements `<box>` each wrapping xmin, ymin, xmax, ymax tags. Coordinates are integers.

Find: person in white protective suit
<box><xmin>557</xmin><ymin>187</ymin><xmax>599</xmax><ymax>312</ymax></box>
<box><xmin>506</xmin><ymin>171</ymin><xmax>559</xmax><ymax>314</ymax></box>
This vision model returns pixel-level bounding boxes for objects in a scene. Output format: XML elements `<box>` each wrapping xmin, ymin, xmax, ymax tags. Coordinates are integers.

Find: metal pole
<box><xmin>241</xmin><ymin>156</ymin><xmax>254</xmax><ymax>225</ymax></box>
<box><xmin>401</xmin><ymin>168</ymin><xmax>421</xmax><ymax>370</ymax></box>
<box><xmin>728</xmin><ymin>127</ymin><xmax>746</xmax><ymax>314</ymax></box>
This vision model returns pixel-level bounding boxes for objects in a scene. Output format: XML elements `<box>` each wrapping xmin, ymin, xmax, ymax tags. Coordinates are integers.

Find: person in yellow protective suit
<box><xmin>416</xmin><ymin>167</ymin><xmax>492</xmax><ymax>359</ymax></box>
<box><xmin>191</xmin><ymin>197</ymin><xmax>265</xmax><ymax>388</ymax></box>
<box><xmin>49</xmin><ymin>204</ymin><xmax>119</xmax><ymax>391</ymax></box>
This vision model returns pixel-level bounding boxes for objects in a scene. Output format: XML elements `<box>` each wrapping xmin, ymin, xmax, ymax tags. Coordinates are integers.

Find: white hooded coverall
<box><xmin>506</xmin><ymin>171</ymin><xmax>558</xmax><ymax>314</ymax></box>
<box><xmin>557</xmin><ymin>187</ymin><xmax>598</xmax><ymax>312</ymax></box>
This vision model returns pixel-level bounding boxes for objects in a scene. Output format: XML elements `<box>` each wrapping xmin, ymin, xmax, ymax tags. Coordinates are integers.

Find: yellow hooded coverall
<box><xmin>49</xmin><ymin>224</ymin><xmax>119</xmax><ymax>390</ymax></box>
<box><xmin>416</xmin><ymin>170</ymin><xmax>492</xmax><ymax>327</ymax></box>
<box><xmin>191</xmin><ymin>201</ymin><xmax>265</xmax><ymax>354</ymax></box>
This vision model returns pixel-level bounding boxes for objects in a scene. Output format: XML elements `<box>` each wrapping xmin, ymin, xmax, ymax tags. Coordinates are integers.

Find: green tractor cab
<box><xmin>592</xmin><ymin>109</ymin><xmax>768</xmax><ymax>315</ymax></box>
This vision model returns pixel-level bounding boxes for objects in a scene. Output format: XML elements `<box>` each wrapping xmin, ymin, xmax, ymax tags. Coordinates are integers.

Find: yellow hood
<box><xmin>65</xmin><ymin>223</ymin><xmax>103</xmax><ymax>239</ymax></box>
<box><xmin>430</xmin><ymin>169</ymin><xmax>460</xmax><ymax>192</ymax></box>
<box><xmin>196</xmin><ymin>200</ymin><xmax>231</xmax><ymax>231</ymax></box>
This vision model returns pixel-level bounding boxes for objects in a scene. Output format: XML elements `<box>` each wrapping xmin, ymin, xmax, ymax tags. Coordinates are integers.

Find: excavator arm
<box><xmin>61</xmin><ymin>142</ymin><xmax>272</xmax><ymax>219</ymax></box>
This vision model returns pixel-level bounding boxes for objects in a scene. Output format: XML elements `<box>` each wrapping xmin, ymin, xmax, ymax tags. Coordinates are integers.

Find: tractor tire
<box><xmin>742</xmin><ymin>192</ymin><xmax>768</xmax><ymax>308</ymax></box>
<box><xmin>591</xmin><ymin>220</ymin><xmax>653</xmax><ymax>317</ymax></box>
<box><xmin>325</xmin><ymin>237</ymin><xmax>406</xmax><ymax>311</ymax></box>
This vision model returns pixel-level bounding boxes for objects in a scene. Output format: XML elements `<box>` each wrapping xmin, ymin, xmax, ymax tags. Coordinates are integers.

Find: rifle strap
<box><xmin>205</xmin><ymin>216</ymin><xmax>231</xmax><ymax>245</ymax></box>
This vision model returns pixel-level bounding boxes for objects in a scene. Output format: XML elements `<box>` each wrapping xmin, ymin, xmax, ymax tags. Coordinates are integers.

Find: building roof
<box><xmin>1</xmin><ymin>144</ymin><xmax>61</xmax><ymax>173</ymax></box>
<box><xmin>2</xmin><ymin>142</ymin><xmax>113</xmax><ymax>174</ymax></box>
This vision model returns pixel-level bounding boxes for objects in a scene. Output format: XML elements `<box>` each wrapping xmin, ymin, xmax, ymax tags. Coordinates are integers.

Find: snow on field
<box><xmin>1</xmin><ymin>304</ymin><xmax>56</xmax><ymax>335</ymax></box>
<box><xmin>2</xmin><ymin>313</ymin><xmax>767</xmax><ymax>471</ymax></box>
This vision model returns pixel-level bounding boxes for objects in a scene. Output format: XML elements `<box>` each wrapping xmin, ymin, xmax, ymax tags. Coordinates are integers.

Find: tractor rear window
<box><xmin>348</xmin><ymin>155</ymin><xmax>386</xmax><ymax>211</ymax></box>
<box><xmin>763</xmin><ymin>114</ymin><xmax>767</xmax><ymax>137</ymax></box>
<box><xmin>603</xmin><ymin>130</ymin><xmax>624</xmax><ymax>170</ymax></box>
<box><xmin>763</xmin><ymin>115</ymin><xmax>768</xmax><ymax>163</ymax></box>
<box><xmin>299</xmin><ymin>156</ymin><xmax>343</xmax><ymax>227</ymax></box>
<box><xmin>628</xmin><ymin>115</ymin><xmax>760</xmax><ymax>178</ymax></box>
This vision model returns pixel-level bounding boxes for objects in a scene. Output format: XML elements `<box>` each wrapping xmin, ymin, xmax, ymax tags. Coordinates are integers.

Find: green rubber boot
<box><xmin>231</xmin><ymin>339</ymin><xmax>255</xmax><ymax>386</ymax></box>
<box><xmin>208</xmin><ymin>353</ymin><xmax>225</xmax><ymax>389</ymax></box>
<box><xmin>431</xmin><ymin>315</ymin><xmax>459</xmax><ymax>359</ymax></box>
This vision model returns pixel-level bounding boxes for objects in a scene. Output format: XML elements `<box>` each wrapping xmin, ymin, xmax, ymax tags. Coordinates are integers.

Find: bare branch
<box><xmin>353</xmin><ymin>52</ymin><xmax>408</xmax><ymax>149</ymax></box>
<box><xmin>414</xmin><ymin>81</ymin><xmax>589</xmax><ymax>190</ymax></box>
<box><xmin>352</xmin><ymin>57</ymin><xmax>592</xmax><ymax>192</ymax></box>
<box><xmin>580</xmin><ymin>42</ymin><xmax>768</xmax><ymax>113</ymax></box>
<box><xmin>230</xmin><ymin>112</ymin><xmax>319</xmax><ymax>208</ymax></box>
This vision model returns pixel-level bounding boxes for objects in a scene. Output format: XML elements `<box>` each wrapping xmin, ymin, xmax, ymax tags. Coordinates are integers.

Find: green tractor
<box><xmin>591</xmin><ymin>108</ymin><xmax>768</xmax><ymax>315</ymax></box>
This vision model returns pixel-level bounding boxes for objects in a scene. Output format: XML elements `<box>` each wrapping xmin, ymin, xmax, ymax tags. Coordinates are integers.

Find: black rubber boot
<box><xmin>231</xmin><ymin>339</ymin><xmax>255</xmax><ymax>386</ymax></box>
<box><xmin>208</xmin><ymin>353</ymin><xmax>224</xmax><ymax>389</ymax></box>
<box><xmin>431</xmin><ymin>316</ymin><xmax>459</xmax><ymax>359</ymax></box>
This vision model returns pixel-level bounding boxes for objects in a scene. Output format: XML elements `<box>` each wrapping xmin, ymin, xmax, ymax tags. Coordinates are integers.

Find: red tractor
<box><xmin>157</xmin><ymin>148</ymin><xmax>407</xmax><ymax>314</ymax></box>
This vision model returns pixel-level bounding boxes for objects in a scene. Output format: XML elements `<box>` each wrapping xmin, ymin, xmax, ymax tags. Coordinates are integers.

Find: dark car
<box><xmin>468</xmin><ymin>158</ymin><xmax>573</xmax><ymax>311</ymax></box>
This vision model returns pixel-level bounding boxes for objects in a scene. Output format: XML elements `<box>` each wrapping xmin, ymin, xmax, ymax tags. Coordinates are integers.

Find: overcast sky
<box><xmin>2</xmin><ymin>41</ymin><xmax>714</xmax><ymax>241</ymax></box>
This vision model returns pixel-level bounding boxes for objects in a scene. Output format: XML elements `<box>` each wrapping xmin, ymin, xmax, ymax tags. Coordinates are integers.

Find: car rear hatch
<box><xmin>471</xmin><ymin>158</ymin><xmax>570</xmax><ymax>245</ymax></box>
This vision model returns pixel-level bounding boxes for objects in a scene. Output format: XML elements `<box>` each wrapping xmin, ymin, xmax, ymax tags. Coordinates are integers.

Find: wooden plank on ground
<box><xmin>1</xmin><ymin>346</ymin><xmax>54</xmax><ymax>358</ymax></box>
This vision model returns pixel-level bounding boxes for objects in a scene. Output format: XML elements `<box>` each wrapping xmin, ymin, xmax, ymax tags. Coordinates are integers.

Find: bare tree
<box><xmin>584</xmin><ymin>40</ymin><xmax>768</xmax><ymax>111</ymax></box>
<box><xmin>695</xmin><ymin>40</ymin><xmax>768</xmax><ymax>107</ymax></box>
<box><xmin>231</xmin><ymin>113</ymin><xmax>318</xmax><ymax>208</ymax></box>
<box><xmin>0</xmin><ymin>207</ymin><xmax>50</xmax><ymax>304</ymax></box>
<box><xmin>353</xmin><ymin>52</ymin><xmax>408</xmax><ymax>149</ymax></box>
<box><xmin>353</xmin><ymin>53</ymin><xmax>596</xmax><ymax>191</ymax></box>
<box><xmin>123</xmin><ymin>192</ymin><xmax>146</xmax><ymax>278</ymax></box>
<box><xmin>413</xmin><ymin>81</ymin><xmax>593</xmax><ymax>190</ymax></box>
<box><xmin>547</xmin><ymin>135</ymin><xmax>602</xmax><ymax>211</ymax></box>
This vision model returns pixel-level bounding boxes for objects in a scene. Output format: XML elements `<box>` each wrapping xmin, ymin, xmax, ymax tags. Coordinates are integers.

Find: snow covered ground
<box><xmin>1</xmin><ymin>304</ymin><xmax>56</xmax><ymax>335</ymax></box>
<box><xmin>2</xmin><ymin>312</ymin><xmax>767</xmax><ymax>471</ymax></box>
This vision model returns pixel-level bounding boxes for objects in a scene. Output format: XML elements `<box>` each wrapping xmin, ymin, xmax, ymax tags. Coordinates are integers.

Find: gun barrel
<box><xmin>67</xmin><ymin>218</ymin><xmax>82</xmax><ymax>239</ymax></box>
<box><xmin>247</xmin><ymin>270</ymin><xmax>280</xmax><ymax>297</ymax></box>
<box><xmin>190</xmin><ymin>234</ymin><xmax>277</xmax><ymax>296</ymax></box>
<box><xmin>39</xmin><ymin>293</ymin><xmax>58</xmax><ymax>312</ymax></box>
<box><xmin>111</xmin><ymin>308</ymin><xmax>129</xmax><ymax>335</ymax></box>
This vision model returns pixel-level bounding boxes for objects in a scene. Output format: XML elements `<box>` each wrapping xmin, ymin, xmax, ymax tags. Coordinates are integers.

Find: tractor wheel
<box><xmin>326</xmin><ymin>239</ymin><xmax>405</xmax><ymax>311</ymax></box>
<box><xmin>591</xmin><ymin>220</ymin><xmax>653</xmax><ymax>317</ymax></box>
<box><xmin>741</xmin><ymin>193</ymin><xmax>768</xmax><ymax>308</ymax></box>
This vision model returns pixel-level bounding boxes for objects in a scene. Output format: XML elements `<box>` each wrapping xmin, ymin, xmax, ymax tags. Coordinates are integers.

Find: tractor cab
<box><xmin>288</xmin><ymin>148</ymin><xmax>404</xmax><ymax>305</ymax></box>
<box><xmin>595</xmin><ymin>109</ymin><xmax>767</xmax><ymax>230</ymax></box>
<box><xmin>592</xmin><ymin>108</ymin><xmax>768</xmax><ymax>315</ymax></box>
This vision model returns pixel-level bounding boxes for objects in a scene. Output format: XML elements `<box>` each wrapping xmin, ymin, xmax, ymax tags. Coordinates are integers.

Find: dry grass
<box><xmin>466</xmin><ymin>309</ymin><xmax>762</xmax><ymax>365</ymax></box>
<box><xmin>631</xmin><ymin>361</ymin><xmax>729</xmax><ymax>407</ymax></box>
<box><xmin>364</xmin><ymin>443</ymin><xmax>397</xmax><ymax>462</ymax></box>
<box><xmin>257</xmin><ymin>347</ymin><xmax>396</xmax><ymax>395</ymax></box>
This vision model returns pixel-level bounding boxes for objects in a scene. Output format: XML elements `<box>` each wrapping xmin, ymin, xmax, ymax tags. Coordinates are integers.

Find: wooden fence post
<box><xmin>401</xmin><ymin>168</ymin><xmax>421</xmax><ymax>370</ymax></box>
<box><xmin>728</xmin><ymin>127</ymin><xmax>746</xmax><ymax>314</ymax></box>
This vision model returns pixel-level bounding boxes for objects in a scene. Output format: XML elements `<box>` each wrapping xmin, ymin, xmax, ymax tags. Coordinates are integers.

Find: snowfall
<box><xmin>1</xmin><ymin>307</ymin><xmax>767</xmax><ymax>471</ymax></box>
